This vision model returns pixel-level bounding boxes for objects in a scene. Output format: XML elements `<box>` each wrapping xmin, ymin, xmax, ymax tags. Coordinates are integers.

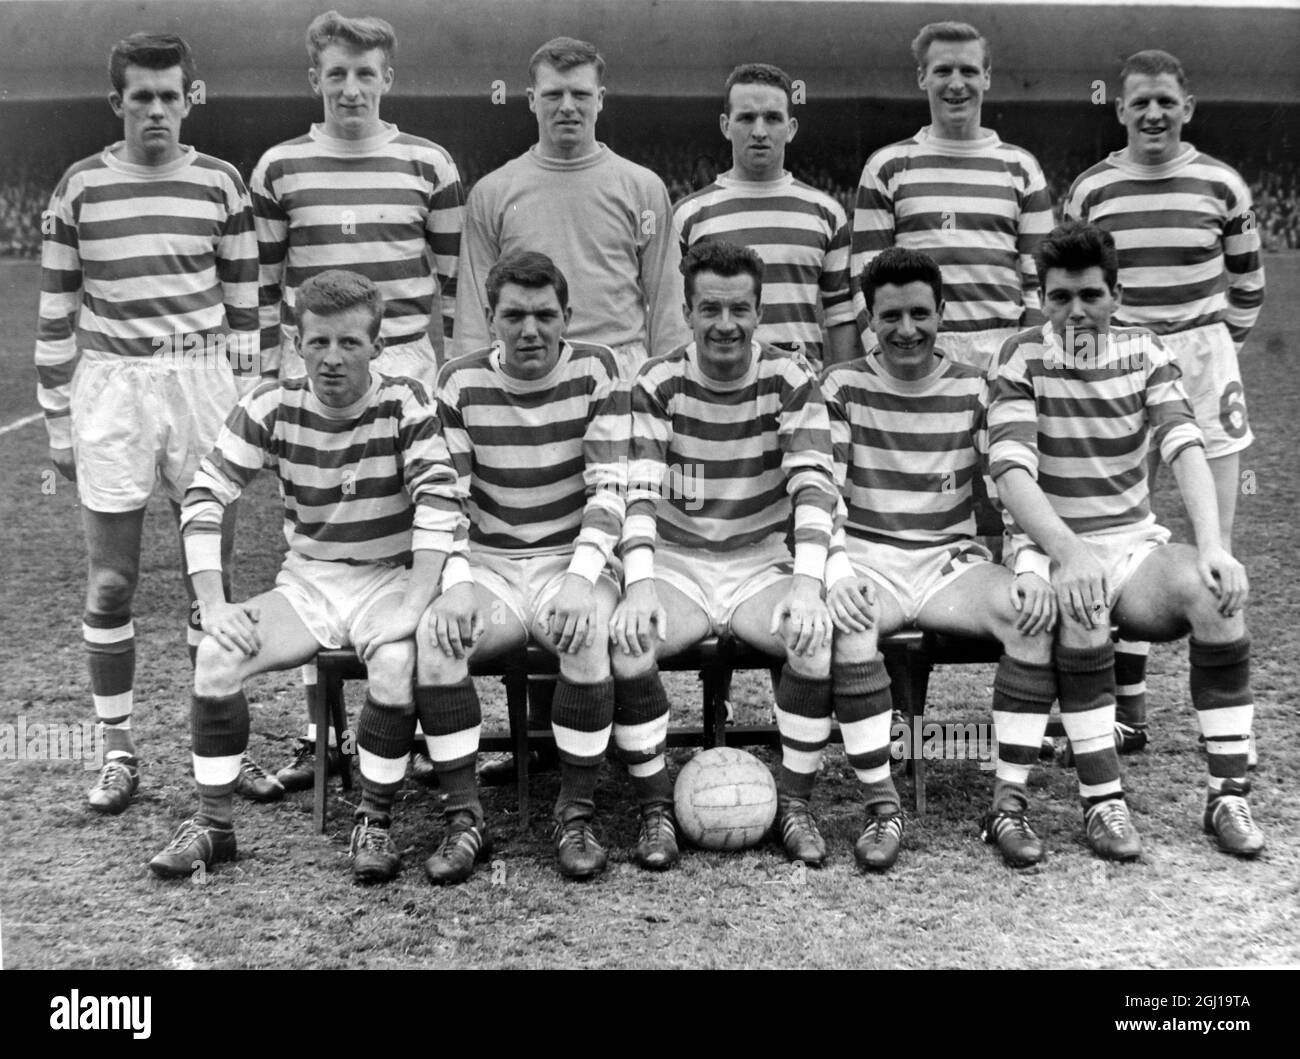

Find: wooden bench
<box><xmin>310</xmin><ymin>627</ymin><xmax>1004</xmax><ymax>833</ymax></box>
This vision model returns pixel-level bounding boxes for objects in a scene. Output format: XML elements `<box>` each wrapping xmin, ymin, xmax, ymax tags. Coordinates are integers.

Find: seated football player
<box><xmin>149</xmin><ymin>270</ymin><xmax>470</xmax><ymax>882</ymax></box>
<box><xmin>821</xmin><ymin>247</ymin><xmax>1057</xmax><ymax>871</ymax></box>
<box><xmin>424</xmin><ymin>250</ymin><xmax>628</xmax><ymax>881</ymax></box>
<box><xmin>610</xmin><ymin>239</ymin><xmax>837</xmax><ymax>870</ymax></box>
<box><xmin>989</xmin><ymin>221</ymin><xmax>1264</xmax><ymax>860</ymax></box>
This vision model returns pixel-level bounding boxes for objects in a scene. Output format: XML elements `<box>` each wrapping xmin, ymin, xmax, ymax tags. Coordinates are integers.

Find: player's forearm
<box><xmin>1170</xmin><ymin>446</ymin><xmax>1226</xmax><ymax>554</ymax></box>
<box><xmin>404</xmin><ymin>548</ymin><xmax>450</xmax><ymax>617</ymax></box>
<box><xmin>995</xmin><ymin>467</ymin><xmax>1088</xmax><ymax>564</ymax></box>
<box><xmin>190</xmin><ymin>569</ymin><xmax>227</xmax><ymax>610</ymax></box>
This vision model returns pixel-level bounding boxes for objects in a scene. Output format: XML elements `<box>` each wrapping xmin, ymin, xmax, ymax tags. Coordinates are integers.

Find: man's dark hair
<box><xmin>860</xmin><ymin>247</ymin><xmax>944</xmax><ymax>313</ymax></box>
<box><xmin>295</xmin><ymin>269</ymin><xmax>385</xmax><ymax>339</ymax></box>
<box><xmin>109</xmin><ymin>32</ymin><xmax>197</xmax><ymax>96</ymax></box>
<box><xmin>911</xmin><ymin>21</ymin><xmax>990</xmax><ymax>71</ymax></box>
<box><xmin>723</xmin><ymin>62</ymin><xmax>793</xmax><ymax>113</ymax></box>
<box><xmin>486</xmin><ymin>250</ymin><xmax>570</xmax><ymax>312</ymax></box>
<box><xmin>529</xmin><ymin>36</ymin><xmax>604</xmax><ymax>84</ymax></box>
<box><xmin>681</xmin><ymin>240</ymin><xmax>764</xmax><ymax>308</ymax></box>
<box><xmin>306</xmin><ymin>11</ymin><xmax>397</xmax><ymax>67</ymax></box>
<box><xmin>1119</xmin><ymin>49</ymin><xmax>1189</xmax><ymax>95</ymax></box>
<box><xmin>1034</xmin><ymin>221</ymin><xmax>1120</xmax><ymax>291</ymax></box>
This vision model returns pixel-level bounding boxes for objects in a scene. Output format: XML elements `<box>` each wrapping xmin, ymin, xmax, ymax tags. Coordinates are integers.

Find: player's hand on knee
<box><xmin>198</xmin><ymin>599</ymin><xmax>261</xmax><ymax>656</ymax></box>
<box><xmin>1011</xmin><ymin>572</ymin><xmax>1057</xmax><ymax>635</ymax></box>
<box><xmin>827</xmin><ymin>575</ymin><xmax>875</xmax><ymax>634</ymax></box>
<box><xmin>1052</xmin><ymin>546</ymin><xmax>1109</xmax><ymax>629</ymax></box>
<box><xmin>355</xmin><ymin>606</ymin><xmax>420</xmax><ymax>663</ymax></box>
<box><xmin>543</xmin><ymin>575</ymin><xmax>598</xmax><ymax>654</ymax></box>
<box><xmin>427</xmin><ymin>584</ymin><xmax>481</xmax><ymax>660</ymax></box>
<box><xmin>609</xmin><ymin>581</ymin><xmax>666</xmax><ymax>657</ymax></box>
<box><xmin>1198</xmin><ymin>545</ymin><xmax>1249</xmax><ymax>616</ymax></box>
<box><xmin>49</xmin><ymin>445</ymin><xmax>75</xmax><ymax>482</ymax></box>
<box><xmin>770</xmin><ymin>576</ymin><xmax>832</xmax><ymax>656</ymax></box>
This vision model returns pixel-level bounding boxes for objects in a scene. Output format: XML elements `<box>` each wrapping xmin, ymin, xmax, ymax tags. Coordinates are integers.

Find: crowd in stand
<box><xmin>2</xmin><ymin>144</ymin><xmax>1297</xmax><ymax>258</ymax></box>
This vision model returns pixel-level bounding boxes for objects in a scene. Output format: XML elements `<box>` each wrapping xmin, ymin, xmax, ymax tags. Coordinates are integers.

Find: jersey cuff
<box><xmin>793</xmin><ymin>544</ymin><xmax>828</xmax><ymax>583</ymax></box>
<box><xmin>825</xmin><ymin>550</ymin><xmax>855</xmax><ymax>588</ymax></box>
<box><xmin>45</xmin><ymin>415</ymin><xmax>72</xmax><ymax>450</ymax></box>
<box><xmin>567</xmin><ymin>544</ymin><xmax>606</xmax><ymax>585</ymax></box>
<box><xmin>623</xmin><ymin>546</ymin><xmax>655</xmax><ymax>585</ymax></box>
<box><xmin>440</xmin><ymin>555</ymin><xmax>474</xmax><ymax>593</ymax></box>
<box><xmin>1014</xmin><ymin>549</ymin><xmax>1052</xmax><ymax>584</ymax></box>
<box><xmin>184</xmin><ymin>533</ymin><xmax>224</xmax><ymax>575</ymax></box>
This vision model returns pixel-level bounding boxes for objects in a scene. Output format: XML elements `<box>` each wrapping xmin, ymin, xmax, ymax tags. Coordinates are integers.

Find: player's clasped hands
<box><xmin>198</xmin><ymin>599</ymin><xmax>262</xmax><ymax>656</ymax></box>
<box><xmin>426</xmin><ymin>582</ymin><xmax>484</xmax><ymax>660</ymax></box>
<box><xmin>826</xmin><ymin>574</ymin><xmax>877</xmax><ymax>634</ymax></box>
<box><xmin>1053</xmin><ymin>545</ymin><xmax>1110</xmax><ymax>628</ymax></box>
<box><xmin>769</xmin><ymin>575</ymin><xmax>832</xmax><ymax>655</ymax></box>
<box><xmin>1009</xmin><ymin>572</ymin><xmax>1057</xmax><ymax>635</ymax></box>
<box><xmin>542</xmin><ymin>574</ymin><xmax>599</xmax><ymax>654</ymax></box>
<box><xmin>609</xmin><ymin>580</ymin><xmax>667</xmax><ymax>657</ymax></box>
<box><xmin>1198</xmin><ymin>544</ymin><xmax>1249</xmax><ymax>617</ymax></box>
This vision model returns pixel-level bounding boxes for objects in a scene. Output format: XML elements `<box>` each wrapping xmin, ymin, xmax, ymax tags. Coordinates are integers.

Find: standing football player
<box><xmin>150</xmin><ymin>270</ymin><xmax>471</xmax><ymax>882</ymax></box>
<box><xmin>250</xmin><ymin>10</ymin><xmax>465</xmax><ymax>792</ymax></box>
<box><xmin>1065</xmin><ymin>50</ymin><xmax>1266</xmax><ymax>756</ymax></box>
<box><xmin>850</xmin><ymin>21</ymin><xmax>1054</xmax><ymax>374</ymax></box>
<box><xmin>674</xmin><ymin>62</ymin><xmax>859</xmax><ymax>368</ymax></box>
<box><xmin>610</xmin><ymin>240</ymin><xmax>838</xmax><ymax>870</ymax></box>
<box><xmin>35</xmin><ymin>32</ymin><xmax>258</xmax><ymax>816</ymax></box>
<box><xmin>426</xmin><ymin>250</ymin><xmax>628</xmax><ymax>881</ymax></box>
<box><xmin>989</xmin><ymin>221</ymin><xmax>1265</xmax><ymax>861</ymax></box>
<box><xmin>822</xmin><ymin>247</ymin><xmax>1057</xmax><ymax>870</ymax></box>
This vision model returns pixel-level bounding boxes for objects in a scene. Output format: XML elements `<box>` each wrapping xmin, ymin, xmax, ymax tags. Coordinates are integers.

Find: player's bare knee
<box><xmin>367</xmin><ymin>640</ymin><xmax>416</xmax><ymax>701</ymax></box>
<box><xmin>786</xmin><ymin>644</ymin><xmax>831</xmax><ymax>680</ymax></box>
<box><xmin>994</xmin><ymin>614</ymin><xmax>1052</xmax><ymax>664</ymax></box>
<box><xmin>832</xmin><ymin>629</ymin><xmax>878</xmax><ymax>665</ymax></box>
<box><xmin>1056</xmin><ymin>613</ymin><xmax>1110</xmax><ymax>651</ymax></box>
<box><xmin>560</xmin><ymin>645</ymin><xmax>611</xmax><ymax>684</ymax></box>
<box><xmin>610</xmin><ymin>645</ymin><xmax>657</xmax><ymax>680</ymax></box>
<box><xmin>415</xmin><ymin>644</ymin><xmax>468</xmax><ymax>687</ymax></box>
<box><xmin>193</xmin><ymin>636</ymin><xmax>244</xmax><ymax>696</ymax></box>
<box><xmin>85</xmin><ymin>566</ymin><xmax>137</xmax><ymax>615</ymax></box>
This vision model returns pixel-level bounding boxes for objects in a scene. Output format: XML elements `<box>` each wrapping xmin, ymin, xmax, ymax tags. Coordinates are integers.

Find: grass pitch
<box><xmin>0</xmin><ymin>258</ymin><xmax>1297</xmax><ymax>969</ymax></box>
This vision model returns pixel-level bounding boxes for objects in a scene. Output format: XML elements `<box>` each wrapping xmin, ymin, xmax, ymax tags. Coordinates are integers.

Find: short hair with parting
<box><xmin>486</xmin><ymin>250</ymin><xmax>570</xmax><ymax>312</ymax></box>
<box><xmin>911</xmin><ymin>21</ymin><xmax>989</xmax><ymax>71</ymax></box>
<box><xmin>1119</xmin><ymin>49</ymin><xmax>1189</xmax><ymax>95</ymax></box>
<box><xmin>295</xmin><ymin>269</ymin><xmax>385</xmax><ymax>339</ymax></box>
<box><xmin>306</xmin><ymin>10</ymin><xmax>397</xmax><ymax>68</ymax></box>
<box><xmin>723</xmin><ymin>62</ymin><xmax>793</xmax><ymax>113</ymax></box>
<box><xmin>109</xmin><ymin>32</ymin><xmax>198</xmax><ymax>96</ymax></box>
<box><xmin>681</xmin><ymin>240</ymin><xmax>764</xmax><ymax>308</ymax></box>
<box><xmin>860</xmin><ymin>247</ymin><xmax>944</xmax><ymax>314</ymax></box>
<box><xmin>528</xmin><ymin>36</ymin><xmax>605</xmax><ymax>84</ymax></box>
<box><xmin>1034</xmin><ymin>221</ymin><xmax>1120</xmax><ymax>291</ymax></box>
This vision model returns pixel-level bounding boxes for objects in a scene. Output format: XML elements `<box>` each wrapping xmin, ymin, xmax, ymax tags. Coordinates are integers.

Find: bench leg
<box><xmin>505</xmin><ymin>669</ymin><xmax>530</xmax><ymax>834</ymax></box>
<box><xmin>313</xmin><ymin>668</ymin><xmax>340</xmax><ymax>834</ymax></box>
<box><xmin>703</xmin><ymin>667</ymin><xmax>726</xmax><ymax>747</ymax></box>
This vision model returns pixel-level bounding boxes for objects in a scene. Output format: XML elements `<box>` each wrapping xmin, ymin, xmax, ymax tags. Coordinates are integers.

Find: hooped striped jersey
<box><xmin>621</xmin><ymin>341</ymin><xmax>838</xmax><ymax>583</ymax></box>
<box><xmin>34</xmin><ymin>144</ymin><xmax>258</xmax><ymax>447</ymax></box>
<box><xmin>673</xmin><ymin>173</ymin><xmax>855</xmax><ymax>363</ymax></box>
<box><xmin>987</xmin><ymin>322</ymin><xmax>1203</xmax><ymax>570</ymax></box>
<box><xmin>434</xmin><ymin>340</ymin><xmax>629</xmax><ymax>584</ymax></box>
<box><xmin>821</xmin><ymin>352</ymin><xmax>986</xmax><ymax>586</ymax></box>
<box><xmin>850</xmin><ymin>127</ymin><xmax>1053</xmax><ymax>336</ymax></box>
<box><xmin>250</xmin><ymin>123</ymin><xmax>464</xmax><ymax>362</ymax></box>
<box><xmin>1064</xmin><ymin>146</ymin><xmax>1265</xmax><ymax>343</ymax></box>
<box><xmin>180</xmin><ymin>373</ymin><xmax>468</xmax><ymax>572</ymax></box>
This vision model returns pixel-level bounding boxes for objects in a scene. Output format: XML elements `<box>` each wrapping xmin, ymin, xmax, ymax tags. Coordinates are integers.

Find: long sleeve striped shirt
<box><xmin>180</xmin><ymin>374</ymin><xmax>468</xmax><ymax>572</ymax></box>
<box><xmin>988</xmin><ymin>323</ymin><xmax>1203</xmax><ymax>571</ymax></box>
<box><xmin>250</xmin><ymin>123</ymin><xmax>464</xmax><ymax>364</ymax></box>
<box><xmin>822</xmin><ymin>352</ymin><xmax>986</xmax><ymax>586</ymax></box>
<box><xmin>850</xmin><ymin>128</ymin><xmax>1053</xmax><ymax>337</ymax></box>
<box><xmin>34</xmin><ymin>144</ymin><xmax>258</xmax><ymax>447</ymax></box>
<box><xmin>621</xmin><ymin>341</ymin><xmax>838</xmax><ymax>583</ymax></box>
<box><xmin>673</xmin><ymin>173</ymin><xmax>855</xmax><ymax>364</ymax></box>
<box><xmin>1064</xmin><ymin>146</ymin><xmax>1265</xmax><ymax>343</ymax></box>
<box><xmin>434</xmin><ymin>340</ymin><xmax>629</xmax><ymax>585</ymax></box>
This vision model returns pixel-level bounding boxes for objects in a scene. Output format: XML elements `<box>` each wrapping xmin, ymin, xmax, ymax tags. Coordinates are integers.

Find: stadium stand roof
<box><xmin>2</xmin><ymin>0</ymin><xmax>1297</xmax><ymax>103</ymax></box>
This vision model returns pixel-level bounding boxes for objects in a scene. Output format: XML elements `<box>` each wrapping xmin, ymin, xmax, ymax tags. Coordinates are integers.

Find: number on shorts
<box><xmin>1218</xmin><ymin>381</ymin><xmax>1249</xmax><ymax>440</ymax></box>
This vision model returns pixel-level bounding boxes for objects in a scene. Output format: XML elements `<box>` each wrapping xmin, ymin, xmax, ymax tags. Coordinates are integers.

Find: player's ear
<box><xmin>526</xmin><ymin>86</ymin><xmax>537</xmax><ymax>115</ymax></box>
<box><xmin>380</xmin><ymin>63</ymin><xmax>395</xmax><ymax>94</ymax></box>
<box><xmin>308</xmin><ymin>67</ymin><xmax>321</xmax><ymax>95</ymax></box>
<box><xmin>719</xmin><ymin>111</ymin><xmax>730</xmax><ymax>138</ymax></box>
<box><xmin>916</xmin><ymin>65</ymin><xmax>926</xmax><ymax>91</ymax></box>
<box><xmin>1183</xmin><ymin>93</ymin><xmax>1195</xmax><ymax>125</ymax></box>
<box><xmin>1112</xmin><ymin>282</ymin><xmax>1123</xmax><ymax>307</ymax></box>
<box><xmin>108</xmin><ymin>91</ymin><xmax>124</xmax><ymax>117</ymax></box>
<box><xmin>370</xmin><ymin>335</ymin><xmax>385</xmax><ymax>360</ymax></box>
<box><xmin>787</xmin><ymin>114</ymin><xmax>798</xmax><ymax>142</ymax></box>
<box><xmin>562</xmin><ymin>304</ymin><xmax>573</xmax><ymax>329</ymax></box>
<box><xmin>595</xmin><ymin>84</ymin><xmax>606</xmax><ymax>113</ymax></box>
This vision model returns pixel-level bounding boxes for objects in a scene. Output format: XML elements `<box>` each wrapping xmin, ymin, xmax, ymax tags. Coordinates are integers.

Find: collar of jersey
<box><xmin>685</xmin><ymin>339</ymin><xmax>761</xmax><ymax>392</ymax></box>
<box><xmin>527</xmin><ymin>143</ymin><xmax>608</xmax><ymax>171</ymax></box>
<box><xmin>490</xmin><ymin>340</ymin><xmax>575</xmax><ymax>392</ymax></box>
<box><xmin>916</xmin><ymin>126</ymin><xmax>1001</xmax><ymax>154</ymax></box>
<box><xmin>1108</xmin><ymin>142</ymin><xmax>1197</xmax><ymax>178</ymax></box>
<box><xmin>101</xmin><ymin>143</ymin><xmax>196</xmax><ymax>179</ymax></box>
<box><xmin>304</xmin><ymin>373</ymin><xmax>381</xmax><ymax>420</ymax></box>
<box><xmin>715</xmin><ymin>171</ymin><xmax>794</xmax><ymax>193</ymax></box>
<box><xmin>868</xmin><ymin>349</ymin><xmax>949</xmax><ymax>393</ymax></box>
<box><xmin>309</xmin><ymin>121</ymin><xmax>400</xmax><ymax>154</ymax></box>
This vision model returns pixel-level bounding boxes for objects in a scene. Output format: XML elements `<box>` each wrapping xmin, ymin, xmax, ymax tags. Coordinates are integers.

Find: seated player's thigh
<box><xmin>193</xmin><ymin>590</ymin><xmax>321</xmax><ymax>695</ymax></box>
<box><xmin>1113</xmin><ymin>543</ymin><xmax>1231</xmax><ymax>642</ymax></box>
<box><xmin>916</xmin><ymin>562</ymin><xmax>1016</xmax><ymax>640</ymax></box>
<box><xmin>833</xmin><ymin>579</ymin><xmax>907</xmax><ymax>665</ymax></box>
<box><xmin>730</xmin><ymin>577</ymin><xmax>830</xmax><ymax>677</ymax></box>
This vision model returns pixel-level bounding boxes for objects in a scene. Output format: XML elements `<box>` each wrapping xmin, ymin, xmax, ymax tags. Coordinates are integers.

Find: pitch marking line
<box><xmin>0</xmin><ymin>412</ymin><xmax>43</xmax><ymax>438</ymax></box>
